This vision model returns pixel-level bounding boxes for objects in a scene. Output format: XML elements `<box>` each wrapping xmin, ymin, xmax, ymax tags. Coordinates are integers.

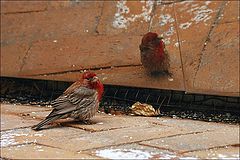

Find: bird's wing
<box><xmin>140</xmin><ymin>43</ymin><xmax>155</xmax><ymax>52</ymax></box>
<box><xmin>47</xmin><ymin>86</ymin><xmax>97</xmax><ymax>118</ymax></box>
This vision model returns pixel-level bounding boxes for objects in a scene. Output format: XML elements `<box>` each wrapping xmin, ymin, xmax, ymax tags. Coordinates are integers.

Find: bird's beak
<box><xmin>92</xmin><ymin>76</ymin><xmax>99</xmax><ymax>82</ymax></box>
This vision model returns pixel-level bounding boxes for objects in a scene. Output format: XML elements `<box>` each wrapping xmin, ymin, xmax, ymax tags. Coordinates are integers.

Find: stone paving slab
<box><xmin>37</xmin><ymin>125</ymin><xmax>189</xmax><ymax>152</ymax></box>
<box><xmin>1</xmin><ymin>127</ymin><xmax>87</xmax><ymax>148</ymax></box>
<box><xmin>1</xmin><ymin>103</ymin><xmax>50</xmax><ymax>130</ymax></box>
<box><xmin>140</xmin><ymin>128</ymin><xmax>239</xmax><ymax>153</ymax></box>
<box><xmin>147</xmin><ymin>116</ymin><xmax>238</xmax><ymax>132</ymax></box>
<box><xmin>0</xmin><ymin>143</ymin><xmax>101</xmax><ymax>159</ymax></box>
<box><xmin>1</xmin><ymin>103</ymin><xmax>51</xmax><ymax>114</ymax></box>
<box><xmin>64</xmin><ymin>113</ymin><xmax>167</xmax><ymax>132</ymax></box>
<box><xmin>1</xmin><ymin>103</ymin><xmax>239</xmax><ymax>159</ymax></box>
<box><xmin>183</xmin><ymin>146</ymin><xmax>240</xmax><ymax>159</ymax></box>
<box><xmin>1</xmin><ymin>114</ymin><xmax>40</xmax><ymax>131</ymax></box>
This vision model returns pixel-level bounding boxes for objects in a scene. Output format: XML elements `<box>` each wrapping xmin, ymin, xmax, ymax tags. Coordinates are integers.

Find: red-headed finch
<box><xmin>139</xmin><ymin>32</ymin><xmax>171</xmax><ymax>76</ymax></box>
<box><xmin>32</xmin><ymin>71</ymin><xmax>104</xmax><ymax>130</ymax></box>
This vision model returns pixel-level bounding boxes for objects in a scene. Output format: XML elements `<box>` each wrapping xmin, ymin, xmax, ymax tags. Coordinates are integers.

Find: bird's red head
<box><xmin>82</xmin><ymin>71</ymin><xmax>97</xmax><ymax>80</ymax></box>
<box><xmin>82</xmin><ymin>71</ymin><xmax>104</xmax><ymax>100</ymax></box>
<box><xmin>141</xmin><ymin>32</ymin><xmax>158</xmax><ymax>45</ymax></box>
<box><xmin>141</xmin><ymin>32</ymin><xmax>165</xmax><ymax>58</ymax></box>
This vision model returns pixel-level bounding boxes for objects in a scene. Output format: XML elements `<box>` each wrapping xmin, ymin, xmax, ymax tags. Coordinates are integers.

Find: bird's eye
<box><xmin>87</xmin><ymin>77</ymin><xmax>93</xmax><ymax>81</ymax></box>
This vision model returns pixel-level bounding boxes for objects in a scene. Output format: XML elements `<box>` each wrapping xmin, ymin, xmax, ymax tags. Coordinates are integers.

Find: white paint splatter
<box><xmin>180</xmin><ymin>0</ymin><xmax>194</xmax><ymax>5</ymax></box>
<box><xmin>187</xmin><ymin>6</ymin><xmax>202</xmax><ymax>13</ymax></box>
<box><xmin>218</xmin><ymin>154</ymin><xmax>227</xmax><ymax>158</ymax></box>
<box><xmin>205</xmin><ymin>1</ymin><xmax>211</xmax><ymax>5</ymax></box>
<box><xmin>1</xmin><ymin>130</ymin><xmax>19</xmax><ymax>147</ymax></box>
<box><xmin>179</xmin><ymin>22</ymin><xmax>192</xmax><ymax>29</ymax></box>
<box><xmin>190</xmin><ymin>2</ymin><xmax>213</xmax><ymax>24</ymax></box>
<box><xmin>174</xmin><ymin>42</ymin><xmax>179</xmax><ymax>48</ymax></box>
<box><xmin>159</xmin><ymin>14</ymin><xmax>175</xmax><ymax>26</ymax></box>
<box><xmin>192</xmin><ymin>8</ymin><xmax>213</xmax><ymax>23</ymax></box>
<box><xmin>33</xmin><ymin>145</ymin><xmax>45</xmax><ymax>152</ymax></box>
<box><xmin>164</xmin><ymin>26</ymin><xmax>175</xmax><ymax>36</ymax></box>
<box><xmin>96</xmin><ymin>149</ymin><xmax>153</xmax><ymax>159</ymax></box>
<box><xmin>0</xmin><ymin>129</ymin><xmax>35</xmax><ymax>147</ymax></box>
<box><xmin>203</xmin><ymin>15</ymin><xmax>212</xmax><ymax>22</ymax></box>
<box><xmin>179</xmin><ymin>1</ymin><xmax>213</xmax><ymax>29</ymax></box>
<box><xmin>113</xmin><ymin>0</ymin><xmax>154</xmax><ymax>29</ymax></box>
<box><xmin>162</xmin><ymin>37</ymin><xmax>171</xmax><ymax>45</ymax></box>
<box><xmin>191</xmin><ymin>3</ymin><xmax>199</xmax><ymax>8</ymax></box>
<box><xmin>112</xmin><ymin>1</ymin><xmax>129</xmax><ymax>29</ymax></box>
<box><xmin>34</xmin><ymin>133</ymin><xmax>43</xmax><ymax>137</ymax></box>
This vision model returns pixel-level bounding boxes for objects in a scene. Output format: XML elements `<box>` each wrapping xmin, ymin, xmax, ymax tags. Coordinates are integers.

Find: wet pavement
<box><xmin>1</xmin><ymin>103</ymin><xmax>239</xmax><ymax>159</ymax></box>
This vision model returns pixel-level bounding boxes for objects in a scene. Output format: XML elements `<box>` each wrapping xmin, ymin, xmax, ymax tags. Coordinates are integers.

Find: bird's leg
<box><xmin>164</xmin><ymin>70</ymin><xmax>173</xmax><ymax>77</ymax></box>
<box><xmin>150</xmin><ymin>71</ymin><xmax>164</xmax><ymax>77</ymax></box>
<box><xmin>82</xmin><ymin>120</ymin><xmax>93</xmax><ymax>125</ymax></box>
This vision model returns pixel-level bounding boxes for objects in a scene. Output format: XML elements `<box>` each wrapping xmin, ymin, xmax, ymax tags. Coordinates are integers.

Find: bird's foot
<box><xmin>165</xmin><ymin>71</ymin><xmax>173</xmax><ymax>78</ymax></box>
<box><xmin>150</xmin><ymin>71</ymin><xmax>172</xmax><ymax>77</ymax></box>
<box><xmin>82</xmin><ymin>120</ymin><xmax>92</xmax><ymax>125</ymax></box>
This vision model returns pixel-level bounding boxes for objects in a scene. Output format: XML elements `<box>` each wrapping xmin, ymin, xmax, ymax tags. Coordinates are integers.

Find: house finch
<box><xmin>32</xmin><ymin>71</ymin><xmax>104</xmax><ymax>130</ymax></box>
<box><xmin>139</xmin><ymin>32</ymin><xmax>171</xmax><ymax>76</ymax></box>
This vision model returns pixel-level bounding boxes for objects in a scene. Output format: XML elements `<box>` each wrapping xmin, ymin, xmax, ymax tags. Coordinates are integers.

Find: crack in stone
<box><xmin>179</xmin><ymin>143</ymin><xmax>240</xmax><ymax>154</ymax></box>
<box><xmin>80</xmin><ymin>130</ymin><xmax>208</xmax><ymax>152</ymax></box>
<box><xmin>173</xmin><ymin>2</ymin><xmax>187</xmax><ymax>92</ymax></box>
<box><xmin>65</xmin><ymin>125</ymin><xmax>131</xmax><ymax>133</ymax></box>
<box><xmin>148</xmin><ymin>1</ymin><xmax>157</xmax><ymax>32</ymax></box>
<box><xmin>158</xmin><ymin>130</ymin><xmax>207</xmax><ymax>139</ymax></box>
<box><xmin>139</xmin><ymin>143</ymin><xmax>178</xmax><ymax>154</ymax></box>
<box><xmin>35</xmin><ymin>142</ymin><xmax>63</xmax><ymax>150</ymax></box>
<box><xmin>28</xmin><ymin>64</ymin><xmax>142</xmax><ymax>77</ymax></box>
<box><xmin>151</xmin><ymin>121</ymin><xmax>172</xmax><ymax>127</ymax></box>
<box><xmin>220</xmin><ymin>20</ymin><xmax>239</xmax><ymax>24</ymax></box>
<box><xmin>94</xmin><ymin>2</ymin><xmax>104</xmax><ymax>35</ymax></box>
<box><xmin>1</xmin><ymin>142</ymin><xmax>34</xmax><ymax>149</ymax></box>
<box><xmin>2</xmin><ymin>9</ymin><xmax>47</xmax><ymax>15</ymax></box>
<box><xmin>0</xmin><ymin>126</ymin><xmax>31</xmax><ymax>132</ymax></box>
<box><xmin>19</xmin><ymin>44</ymin><xmax>32</xmax><ymax>72</ymax></box>
<box><xmin>193</xmin><ymin>1</ymin><xmax>228</xmax><ymax>88</ymax></box>
<box><xmin>79</xmin><ymin>139</ymin><xmax>153</xmax><ymax>152</ymax></box>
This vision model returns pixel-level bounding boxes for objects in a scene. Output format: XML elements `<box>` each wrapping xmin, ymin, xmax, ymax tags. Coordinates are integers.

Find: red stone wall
<box><xmin>1</xmin><ymin>1</ymin><xmax>239</xmax><ymax>96</ymax></box>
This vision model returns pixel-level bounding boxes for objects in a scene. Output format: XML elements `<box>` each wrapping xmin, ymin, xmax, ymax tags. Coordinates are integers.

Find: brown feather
<box><xmin>32</xmin><ymin>71</ymin><xmax>103</xmax><ymax>130</ymax></box>
<box><xmin>140</xmin><ymin>32</ymin><xmax>170</xmax><ymax>75</ymax></box>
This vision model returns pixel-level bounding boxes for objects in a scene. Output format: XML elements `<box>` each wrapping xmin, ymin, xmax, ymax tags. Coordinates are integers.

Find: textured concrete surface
<box><xmin>1</xmin><ymin>103</ymin><xmax>239</xmax><ymax>159</ymax></box>
<box><xmin>1</xmin><ymin>1</ymin><xmax>239</xmax><ymax>96</ymax></box>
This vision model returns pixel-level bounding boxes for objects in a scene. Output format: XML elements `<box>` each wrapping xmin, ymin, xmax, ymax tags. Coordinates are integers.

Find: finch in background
<box><xmin>139</xmin><ymin>32</ymin><xmax>171</xmax><ymax>76</ymax></box>
<box><xmin>32</xmin><ymin>71</ymin><xmax>104</xmax><ymax>130</ymax></box>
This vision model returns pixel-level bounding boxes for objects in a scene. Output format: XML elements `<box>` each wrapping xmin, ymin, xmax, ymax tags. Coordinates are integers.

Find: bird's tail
<box><xmin>31</xmin><ymin>115</ymin><xmax>61</xmax><ymax>131</ymax></box>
